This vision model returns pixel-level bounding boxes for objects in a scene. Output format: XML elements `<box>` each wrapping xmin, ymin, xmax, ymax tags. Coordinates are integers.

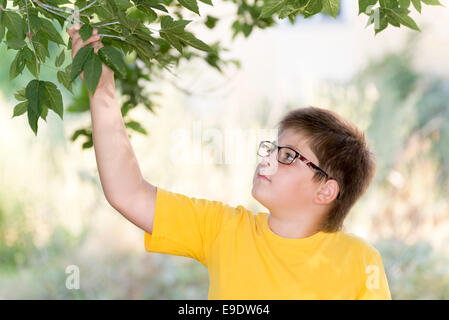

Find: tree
<box><xmin>0</xmin><ymin>0</ymin><xmax>444</xmax><ymax>147</ymax></box>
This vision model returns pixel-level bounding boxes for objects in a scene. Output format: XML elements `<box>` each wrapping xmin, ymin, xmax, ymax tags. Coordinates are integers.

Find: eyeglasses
<box><xmin>257</xmin><ymin>140</ymin><xmax>341</xmax><ymax>200</ymax></box>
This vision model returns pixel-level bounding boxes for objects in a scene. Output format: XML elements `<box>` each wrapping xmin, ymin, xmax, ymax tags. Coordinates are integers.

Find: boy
<box><xmin>68</xmin><ymin>25</ymin><xmax>392</xmax><ymax>300</ymax></box>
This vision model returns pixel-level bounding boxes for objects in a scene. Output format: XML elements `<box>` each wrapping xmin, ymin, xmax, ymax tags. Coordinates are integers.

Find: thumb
<box><xmin>93</xmin><ymin>40</ymin><xmax>104</xmax><ymax>54</ymax></box>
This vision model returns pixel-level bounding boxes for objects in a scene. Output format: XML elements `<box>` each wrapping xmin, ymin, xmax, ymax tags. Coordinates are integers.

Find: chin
<box><xmin>251</xmin><ymin>186</ymin><xmax>272</xmax><ymax>210</ymax></box>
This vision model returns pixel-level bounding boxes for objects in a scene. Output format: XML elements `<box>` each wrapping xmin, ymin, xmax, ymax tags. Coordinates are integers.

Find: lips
<box><xmin>257</xmin><ymin>173</ymin><xmax>271</xmax><ymax>182</ymax></box>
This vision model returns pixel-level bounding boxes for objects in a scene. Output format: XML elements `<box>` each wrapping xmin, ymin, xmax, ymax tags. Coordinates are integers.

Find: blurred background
<box><xmin>1</xmin><ymin>0</ymin><xmax>449</xmax><ymax>299</ymax></box>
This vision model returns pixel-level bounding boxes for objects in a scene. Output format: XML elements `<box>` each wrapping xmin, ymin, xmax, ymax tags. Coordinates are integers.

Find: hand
<box><xmin>66</xmin><ymin>23</ymin><xmax>115</xmax><ymax>91</ymax></box>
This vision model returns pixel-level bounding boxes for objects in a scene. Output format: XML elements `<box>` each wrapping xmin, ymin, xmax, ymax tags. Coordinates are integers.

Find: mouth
<box><xmin>257</xmin><ymin>173</ymin><xmax>271</xmax><ymax>182</ymax></box>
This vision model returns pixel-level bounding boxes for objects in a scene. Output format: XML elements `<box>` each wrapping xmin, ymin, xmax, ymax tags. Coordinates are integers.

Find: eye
<box><xmin>280</xmin><ymin>149</ymin><xmax>295</xmax><ymax>162</ymax></box>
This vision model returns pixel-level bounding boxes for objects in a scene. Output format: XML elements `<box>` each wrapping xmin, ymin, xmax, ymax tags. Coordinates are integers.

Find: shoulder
<box><xmin>334</xmin><ymin>231</ymin><xmax>382</xmax><ymax>257</ymax></box>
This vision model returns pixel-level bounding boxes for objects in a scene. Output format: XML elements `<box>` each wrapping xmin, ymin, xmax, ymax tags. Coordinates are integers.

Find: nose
<box><xmin>259</xmin><ymin>152</ymin><xmax>278</xmax><ymax>176</ymax></box>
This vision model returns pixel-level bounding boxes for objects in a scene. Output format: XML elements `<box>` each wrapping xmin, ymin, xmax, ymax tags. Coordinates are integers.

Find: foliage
<box><xmin>0</xmin><ymin>0</ymin><xmax>443</xmax><ymax>143</ymax></box>
<box><xmin>360</xmin><ymin>0</ymin><xmax>444</xmax><ymax>35</ymax></box>
<box><xmin>2</xmin><ymin>28</ymin><xmax>449</xmax><ymax>299</ymax></box>
<box><xmin>352</xmin><ymin>36</ymin><xmax>449</xmax><ymax>190</ymax></box>
<box><xmin>375</xmin><ymin>239</ymin><xmax>449</xmax><ymax>299</ymax></box>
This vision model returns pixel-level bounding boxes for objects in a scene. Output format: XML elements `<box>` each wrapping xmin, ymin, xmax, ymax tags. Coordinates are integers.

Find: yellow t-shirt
<box><xmin>144</xmin><ymin>187</ymin><xmax>392</xmax><ymax>300</ymax></box>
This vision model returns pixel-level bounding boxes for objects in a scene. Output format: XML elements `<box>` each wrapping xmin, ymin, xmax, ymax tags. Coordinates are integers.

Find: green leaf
<box><xmin>3</xmin><ymin>11</ymin><xmax>24</xmax><ymax>39</ymax></box>
<box><xmin>387</xmin><ymin>7</ymin><xmax>420</xmax><ymax>31</ymax></box>
<box><xmin>421</xmin><ymin>0</ymin><xmax>443</xmax><ymax>5</ymax></box>
<box><xmin>199</xmin><ymin>0</ymin><xmax>213</xmax><ymax>4</ymax></box>
<box><xmin>23</xmin><ymin>50</ymin><xmax>40</xmax><ymax>78</ymax></box>
<box><xmin>115</xmin><ymin>0</ymin><xmax>134</xmax><ymax>10</ymax></box>
<box><xmin>105</xmin><ymin>0</ymin><xmax>120</xmax><ymax>15</ymax></box>
<box><xmin>160</xmin><ymin>16</ymin><xmax>203</xmax><ymax>53</ymax></box>
<box><xmin>172</xmin><ymin>31</ymin><xmax>212</xmax><ymax>52</ymax></box>
<box><xmin>31</xmin><ymin>34</ymin><xmax>50</xmax><ymax>63</ymax></box>
<box><xmin>5</xmin><ymin>37</ymin><xmax>26</xmax><ymax>50</ymax></box>
<box><xmin>205</xmin><ymin>15</ymin><xmax>218</xmax><ymax>29</ymax></box>
<box><xmin>303</xmin><ymin>0</ymin><xmax>324</xmax><ymax>18</ymax></box>
<box><xmin>83</xmin><ymin>53</ymin><xmax>103</xmax><ymax>95</ymax></box>
<box><xmin>160</xmin><ymin>32</ymin><xmax>183</xmax><ymax>53</ymax></box>
<box><xmin>374</xmin><ymin>8</ymin><xmax>388</xmax><ymax>34</ymax></box>
<box><xmin>70</xmin><ymin>128</ymin><xmax>90</xmax><ymax>141</ymax></box>
<box><xmin>411</xmin><ymin>0</ymin><xmax>422</xmax><ymax>12</ymax></box>
<box><xmin>134</xmin><ymin>4</ymin><xmax>158</xmax><ymax>22</ymax></box>
<box><xmin>98</xmin><ymin>46</ymin><xmax>126</xmax><ymax>78</ymax></box>
<box><xmin>241</xmin><ymin>23</ymin><xmax>252</xmax><ymax>37</ymax></box>
<box><xmin>20</xmin><ymin>47</ymin><xmax>36</xmax><ymax>75</ymax></box>
<box><xmin>136</xmin><ymin>0</ymin><xmax>168</xmax><ymax>12</ymax></box>
<box><xmin>79</xmin><ymin>23</ymin><xmax>93</xmax><ymax>42</ymax></box>
<box><xmin>178</xmin><ymin>0</ymin><xmax>200</xmax><ymax>15</ymax></box>
<box><xmin>14</xmin><ymin>88</ymin><xmax>27</xmax><ymax>101</ymax></box>
<box><xmin>0</xmin><ymin>25</ymin><xmax>5</xmax><ymax>42</ymax></box>
<box><xmin>82</xmin><ymin>139</ymin><xmax>93</xmax><ymax>149</ymax></box>
<box><xmin>359</xmin><ymin>0</ymin><xmax>378</xmax><ymax>14</ymax></box>
<box><xmin>259</xmin><ymin>0</ymin><xmax>285</xmax><ymax>19</ymax></box>
<box><xmin>43</xmin><ymin>81</ymin><xmax>64</xmax><ymax>120</ymax></box>
<box><xmin>5</xmin><ymin>29</ymin><xmax>26</xmax><ymax>49</ymax></box>
<box><xmin>57</xmin><ymin>69</ymin><xmax>73</xmax><ymax>93</ymax></box>
<box><xmin>125</xmin><ymin>120</ymin><xmax>148</xmax><ymax>134</ymax></box>
<box><xmin>12</xmin><ymin>101</ymin><xmax>28</xmax><ymax>118</ymax></box>
<box><xmin>20</xmin><ymin>46</ymin><xmax>32</xmax><ymax>60</ymax></box>
<box><xmin>323</xmin><ymin>0</ymin><xmax>340</xmax><ymax>18</ymax></box>
<box><xmin>40</xmin><ymin>18</ymin><xmax>65</xmax><ymax>45</ymax></box>
<box><xmin>10</xmin><ymin>50</ymin><xmax>26</xmax><ymax>81</ymax></box>
<box><xmin>25</xmin><ymin>79</ymin><xmax>46</xmax><ymax>135</ymax></box>
<box><xmin>386</xmin><ymin>10</ymin><xmax>400</xmax><ymax>26</ymax></box>
<box><xmin>126</xmin><ymin>6</ymin><xmax>148</xmax><ymax>21</ymax></box>
<box><xmin>160</xmin><ymin>15</ymin><xmax>192</xmax><ymax>32</ymax></box>
<box><xmin>399</xmin><ymin>0</ymin><xmax>411</xmax><ymax>8</ymax></box>
<box><xmin>28</xmin><ymin>13</ymin><xmax>41</xmax><ymax>34</ymax></box>
<box><xmin>55</xmin><ymin>49</ymin><xmax>65</xmax><ymax>67</ymax></box>
<box><xmin>71</xmin><ymin>46</ymin><xmax>94</xmax><ymax>82</ymax></box>
<box><xmin>41</xmin><ymin>104</ymin><xmax>48</xmax><ymax>121</ymax></box>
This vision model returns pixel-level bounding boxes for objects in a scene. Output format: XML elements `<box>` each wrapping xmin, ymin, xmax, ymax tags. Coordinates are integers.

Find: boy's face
<box><xmin>251</xmin><ymin>128</ymin><xmax>324</xmax><ymax>218</ymax></box>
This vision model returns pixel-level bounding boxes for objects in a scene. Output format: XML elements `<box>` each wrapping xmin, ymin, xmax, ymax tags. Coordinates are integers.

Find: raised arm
<box><xmin>67</xmin><ymin>24</ymin><xmax>156</xmax><ymax>234</ymax></box>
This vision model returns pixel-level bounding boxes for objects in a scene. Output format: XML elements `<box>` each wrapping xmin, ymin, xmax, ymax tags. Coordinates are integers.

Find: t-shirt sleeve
<box><xmin>144</xmin><ymin>187</ymin><xmax>237</xmax><ymax>267</ymax></box>
<box><xmin>356</xmin><ymin>247</ymin><xmax>392</xmax><ymax>300</ymax></box>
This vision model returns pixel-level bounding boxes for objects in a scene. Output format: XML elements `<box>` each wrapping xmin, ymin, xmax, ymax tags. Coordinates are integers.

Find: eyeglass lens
<box><xmin>258</xmin><ymin>142</ymin><xmax>296</xmax><ymax>165</ymax></box>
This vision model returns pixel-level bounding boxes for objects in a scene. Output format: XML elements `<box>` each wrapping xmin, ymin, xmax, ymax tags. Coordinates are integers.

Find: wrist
<box><xmin>89</xmin><ymin>81</ymin><xmax>116</xmax><ymax>100</ymax></box>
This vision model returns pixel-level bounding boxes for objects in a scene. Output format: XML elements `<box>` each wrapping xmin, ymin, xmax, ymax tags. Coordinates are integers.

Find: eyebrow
<box><xmin>283</xmin><ymin>143</ymin><xmax>315</xmax><ymax>162</ymax></box>
<box><xmin>272</xmin><ymin>140</ymin><xmax>303</xmax><ymax>154</ymax></box>
<box><xmin>284</xmin><ymin>144</ymin><xmax>302</xmax><ymax>153</ymax></box>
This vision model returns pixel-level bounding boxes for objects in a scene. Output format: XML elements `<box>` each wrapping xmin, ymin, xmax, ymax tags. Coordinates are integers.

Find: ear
<box><xmin>314</xmin><ymin>180</ymin><xmax>339</xmax><ymax>205</ymax></box>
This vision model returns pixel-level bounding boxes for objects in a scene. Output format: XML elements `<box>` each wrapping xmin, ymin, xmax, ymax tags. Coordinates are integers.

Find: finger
<box><xmin>93</xmin><ymin>40</ymin><xmax>104</xmax><ymax>54</ymax></box>
<box><xmin>68</xmin><ymin>30</ymin><xmax>81</xmax><ymax>43</ymax></box>
<box><xmin>73</xmin><ymin>20</ymin><xmax>81</xmax><ymax>30</ymax></box>
<box><xmin>73</xmin><ymin>33</ymin><xmax>100</xmax><ymax>52</ymax></box>
<box><xmin>67</xmin><ymin>23</ymin><xmax>81</xmax><ymax>36</ymax></box>
<box><xmin>83</xmin><ymin>34</ymin><xmax>101</xmax><ymax>47</ymax></box>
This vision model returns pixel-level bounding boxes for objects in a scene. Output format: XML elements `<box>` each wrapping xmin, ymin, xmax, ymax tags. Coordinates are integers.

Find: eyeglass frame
<box><xmin>257</xmin><ymin>140</ymin><xmax>341</xmax><ymax>200</ymax></box>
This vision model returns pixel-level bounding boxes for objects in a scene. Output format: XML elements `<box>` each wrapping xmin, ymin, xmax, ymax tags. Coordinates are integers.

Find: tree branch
<box><xmin>25</xmin><ymin>0</ymin><xmax>40</xmax><ymax>79</ymax></box>
<box><xmin>99</xmin><ymin>34</ymin><xmax>126</xmax><ymax>41</ymax></box>
<box><xmin>79</xmin><ymin>0</ymin><xmax>97</xmax><ymax>12</ymax></box>
<box><xmin>32</xmin><ymin>0</ymin><xmax>85</xmax><ymax>25</ymax></box>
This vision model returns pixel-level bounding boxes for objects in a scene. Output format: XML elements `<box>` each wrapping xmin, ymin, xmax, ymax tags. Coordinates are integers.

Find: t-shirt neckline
<box><xmin>260</xmin><ymin>212</ymin><xmax>328</xmax><ymax>247</ymax></box>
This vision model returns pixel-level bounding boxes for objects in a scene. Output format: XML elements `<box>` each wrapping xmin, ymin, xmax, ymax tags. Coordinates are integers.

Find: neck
<box><xmin>267</xmin><ymin>211</ymin><xmax>323</xmax><ymax>239</ymax></box>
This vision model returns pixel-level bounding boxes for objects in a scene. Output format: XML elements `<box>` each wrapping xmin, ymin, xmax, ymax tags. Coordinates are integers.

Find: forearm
<box><xmin>89</xmin><ymin>83</ymin><xmax>144</xmax><ymax>204</ymax></box>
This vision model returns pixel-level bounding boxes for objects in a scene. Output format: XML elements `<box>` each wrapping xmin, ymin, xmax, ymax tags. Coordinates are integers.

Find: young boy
<box><xmin>68</xmin><ymin>25</ymin><xmax>392</xmax><ymax>300</ymax></box>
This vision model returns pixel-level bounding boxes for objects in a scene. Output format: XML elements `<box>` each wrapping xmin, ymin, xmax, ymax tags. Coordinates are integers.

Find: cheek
<box><xmin>274</xmin><ymin>168</ymin><xmax>315</xmax><ymax>200</ymax></box>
